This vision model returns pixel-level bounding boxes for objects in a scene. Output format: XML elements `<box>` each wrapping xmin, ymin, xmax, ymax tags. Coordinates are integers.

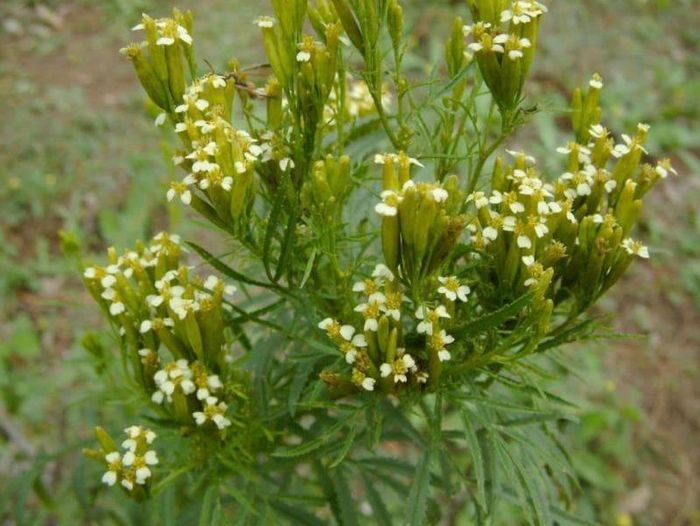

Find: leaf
<box><xmin>453</xmin><ymin>291</ymin><xmax>535</xmax><ymax>338</ymax></box>
<box><xmin>331</xmin><ymin>466</ymin><xmax>359</xmax><ymax>526</ymax></box>
<box><xmin>222</xmin><ymin>485</ymin><xmax>259</xmax><ymax>517</ymax></box>
<box><xmin>460</xmin><ymin>410</ymin><xmax>486</xmax><ymax>510</ymax></box>
<box><xmin>273</xmin><ymin>413</ymin><xmax>355</xmax><ymax>458</ymax></box>
<box><xmin>454</xmin><ymin>394</ymin><xmax>555</xmax><ymax>415</ymax></box>
<box><xmin>481</xmin><ymin>427</ymin><xmax>499</xmax><ymax>514</ymax></box>
<box><xmin>299</xmin><ymin>248</ymin><xmax>317</xmax><ymax>289</ymax></box>
<box><xmin>493</xmin><ymin>439</ymin><xmax>533</xmax><ymax>524</ymax></box>
<box><xmin>160</xmin><ymin>484</ymin><xmax>176</xmax><ymax>526</ymax></box>
<box><xmin>361</xmin><ymin>472</ymin><xmax>393</xmax><ymax>526</ymax></box>
<box><xmin>516</xmin><ymin>446</ymin><xmax>553</xmax><ymax>526</ymax></box>
<box><xmin>288</xmin><ymin>361</ymin><xmax>314</xmax><ymax>416</ymax></box>
<box><xmin>187</xmin><ymin>242</ymin><xmax>271</xmax><ymax>288</ymax></box>
<box><xmin>271</xmin><ymin>502</ymin><xmax>327</xmax><ymax>526</ymax></box>
<box><xmin>329</xmin><ymin>424</ymin><xmax>357</xmax><ymax>468</ymax></box>
<box><xmin>198</xmin><ymin>484</ymin><xmax>219</xmax><ymax>526</ymax></box>
<box><xmin>405</xmin><ymin>447</ymin><xmax>433</xmax><ymax>526</ymax></box>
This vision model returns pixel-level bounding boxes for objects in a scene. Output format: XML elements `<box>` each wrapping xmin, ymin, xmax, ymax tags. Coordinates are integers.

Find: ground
<box><xmin>0</xmin><ymin>0</ymin><xmax>698</xmax><ymax>524</ymax></box>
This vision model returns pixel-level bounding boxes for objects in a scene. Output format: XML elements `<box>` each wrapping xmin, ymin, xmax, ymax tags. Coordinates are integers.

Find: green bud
<box><xmin>445</xmin><ymin>16</ymin><xmax>465</xmax><ymax>76</ymax></box>
<box><xmin>382</xmin><ymin>156</ymin><xmax>399</xmax><ymax>191</ymax></box>
<box><xmin>266</xmin><ymin>77</ymin><xmax>283</xmax><ymax>128</ymax></box>
<box><xmin>94</xmin><ymin>426</ymin><xmax>118</xmax><ymax>453</ymax></box>
<box><xmin>121</xmin><ymin>43</ymin><xmax>169</xmax><ymax>110</ymax></box>
<box><xmin>386</xmin><ymin>328</ymin><xmax>398</xmax><ymax>364</ymax></box>
<box><xmin>164</xmin><ymin>43</ymin><xmax>186</xmax><ymax>103</ymax></box>
<box><xmin>387</xmin><ymin>0</ymin><xmax>404</xmax><ymax>53</ymax></box>
<box><xmin>614</xmin><ymin>180</ymin><xmax>640</xmax><ymax>236</ymax></box>
<box><xmin>382</xmin><ymin>215</ymin><xmax>400</xmax><ymax>271</ymax></box>
<box><xmin>184</xmin><ymin>310</ymin><xmax>204</xmax><ymax>360</ymax></box>
<box><xmin>491</xmin><ymin>157</ymin><xmax>506</xmax><ymax>192</ymax></box>
<box><xmin>259</xmin><ymin>19</ymin><xmax>291</xmax><ymax>88</ymax></box>
<box><xmin>377</xmin><ymin>316</ymin><xmax>390</xmax><ymax>357</ymax></box>
<box><xmin>571</xmin><ymin>87</ymin><xmax>583</xmax><ymax>138</ymax></box>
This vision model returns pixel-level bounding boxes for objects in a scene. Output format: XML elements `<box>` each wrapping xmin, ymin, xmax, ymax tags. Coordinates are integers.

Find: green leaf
<box><xmin>405</xmin><ymin>447</ymin><xmax>432</xmax><ymax>526</ymax></box>
<box><xmin>361</xmin><ymin>472</ymin><xmax>393</xmax><ymax>526</ymax></box>
<box><xmin>329</xmin><ymin>424</ymin><xmax>357</xmax><ymax>468</ymax></box>
<box><xmin>271</xmin><ymin>502</ymin><xmax>327</xmax><ymax>526</ymax></box>
<box><xmin>222</xmin><ymin>485</ymin><xmax>259</xmax><ymax>517</ymax></box>
<box><xmin>273</xmin><ymin>413</ymin><xmax>355</xmax><ymax>458</ymax></box>
<box><xmin>481</xmin><ymin>427</ymin><xmax>499</xmax><ymax>514</ymax></box>
<box><xmin>198</xmin><ymin>484</ymin><xmax>219</xmax><ymax>526</ymax></box>
<box><xmin>187</xmin><ymin>241</ymin><xmax>271</xmax><ymax>288</ymax></box>
<box><xmin>454</xmin><ymin>394</ymin><xmax>555</xmax><ymax>415</ymax></box>
<box><xmin>460</xmin><ymin>410</ymin><xmax>486</xmax><ymax>510</ymax></box>
<box><xmin>493</xmin><ymin>439</ymin><xmax>533</xmax><ymax>524</ymax></box>
<box><xmin>299</xmin><ymin>248</ymin><xmax>317</xmax><ymax>289</ymax></box>
<box><xmin>160</xmin><ymin>485</ymin><xmax>176</xmax><ymax>526</ymax></box>
<box><xmin>516</xmin><ymin>446</ymin><xmax>553</xmax><ymax>526</ymax></box>
<box><xmin>331</xmin><ymin>466</ymin><xmax>360</xmax><ymax>526</ymax></box>
<box><xmin>453</xmin><ymin>291</ymin><xmax>535</xmax><ymax>338</ymax></box>
<box><xmin>288</xmin><ymin>361</ymin><xmax>314</xmax><ymax>416</ymax></box>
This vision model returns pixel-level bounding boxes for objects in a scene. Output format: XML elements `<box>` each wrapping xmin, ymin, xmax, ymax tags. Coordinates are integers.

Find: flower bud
<box><xmin>330</xmin><ymin>0</ymin><xmax>365</xmax><ymax>54</ymax></box>
<box><xmin>387</xmin><ymin>0</ymin><xmax>404</xmax><ymax>54</ymax></box>
<box><xmin>120</xmin><ymin>43</ymin><xmax>169</xmax><ymax>110</ymax></box>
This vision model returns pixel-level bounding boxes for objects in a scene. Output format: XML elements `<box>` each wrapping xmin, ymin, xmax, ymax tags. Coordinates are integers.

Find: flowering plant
<box><xmin>79</xmin><ymin>0</ymin><xmax>673</xmax><ymax>523</ymax></box>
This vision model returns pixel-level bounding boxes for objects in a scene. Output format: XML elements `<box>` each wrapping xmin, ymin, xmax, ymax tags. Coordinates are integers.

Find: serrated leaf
<box><xmin>493</xmin><ymin>439</ymin><xmax>533</xmax><ymax>525</ymax></box>
<box><xmin>453</xmin><ymin>291</ymin><xmax>535</xmax><ymax>338</ymax></box>
<box><xmin>460</xmin><ymin>410</ymin><xmax>486</xmax><ymax>510</ymax></box>
<box><xmin>330</xmin><ymin>424</ymin><xmax>357</xmax><ymax>468</ymax></box>
<box><xmin>361</xmin><ymin>472</ymin><xmax>393</xmax><ymax>526</ymax></box>
<box><xmin>405</xmin><ymin>448</ymin><xmax>432</xmax><ymax>526</ymax></box>
<box><xmin>299</xmin><ymin>248</ymin><xmax>317</xmax><ymax>289</ymax></box>
<box><xmin>455</xmin><ymin>394</ymin><xmax>554</xmax><ymax>415</ymax></box>
<box><xmin>187</xmin><ymin>242</ymin><xmax>270</xmax><ymax>288</ymax></box>
<box><xmin>222</xmin><ymin>485</ymin><xmax>259</xmax><ymax>517</ymax></box>
<box><xmin>288</xmin><ymin>361</ymin><xmax>314</xmax><ymax>416</ymax></box>
<box><xmin>271</xmin><ymin>502</ymin><xmax>327</xmax><ymax>526</ymax></box>
<box><xmin>198</xmin><ymin>484</ymin><xmax>219</xmax><ymax>526</ymax></box>
<box><xmin>273</xmin><ymin>413</ymin><xmax>355</xmax><ymax>458</ymax></box>
<box><xmin>331</xmin><ymin>466</ymin><xmax>359</xmax><ymax>526</ymax></box>
<box><xmin>481</xmin><ymin>427</ymin><xmax>499</xmax><ymax>514</ymax></box>
<box><xmin>516</xmin><ymin>446</ymin><xmax>553</xmax><ymax>526</ymax></box>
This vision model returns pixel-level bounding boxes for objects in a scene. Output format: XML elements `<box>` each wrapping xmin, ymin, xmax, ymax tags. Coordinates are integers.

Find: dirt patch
<box><xmin>0</xmin><ymin>2</ymin><xmax>136</xmax><ymax>109</ymax></box>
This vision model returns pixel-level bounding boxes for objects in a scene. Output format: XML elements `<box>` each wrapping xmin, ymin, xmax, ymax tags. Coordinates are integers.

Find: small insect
<box><xmin>204</xmin><ymin>60</ymin><xmax>273</xmax><ymax>99</ymax></box>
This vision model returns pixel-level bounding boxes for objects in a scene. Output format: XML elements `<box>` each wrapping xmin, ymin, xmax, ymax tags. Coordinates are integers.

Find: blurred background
<box><xmin>0</xmin><ymin>0</ymin><xmax>698</xmax><ymax>524</ymax></box>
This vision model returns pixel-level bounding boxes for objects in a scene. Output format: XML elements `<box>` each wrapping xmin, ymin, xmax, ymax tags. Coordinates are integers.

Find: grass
<box><xmin>0</xmin><ymin>0</ymin><xmax>698</xmax><ymax>524</ymax></box>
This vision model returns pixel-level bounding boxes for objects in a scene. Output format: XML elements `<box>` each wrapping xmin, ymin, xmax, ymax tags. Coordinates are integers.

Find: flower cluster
<box><xmin>83</xmin><ymin>232</ymin><xmax>235</xmax><ymax>385</ymax></box>
<box><xmin>97</xmin><ymin>426</ymin><xmax>159</xmax><ymax>492</ymax></box>
<box><xmin>466</xmin><ymin>75</ymin><xmax>674</xmax><ymax>309</ymax></box>
<box><xmin>151</xmin><ymin>358</ymin><xmax>231</xmax><ymax>430</ymax></box>
<box><xmin>374</xmin><ymin>152</ymin><xmax>466</xmax><ymax>286</ymax></box>
<box><xmin>318</xmin><ymin>264</ymin><xmax>471</xmax><ymax>394</ymax></box>
<box><xmin>120</xmin><ymin>10</ymin><xmax>195</xmax><ymax>111</ymax></box>
<box><xmin>163</xmin><ymin>73</ymin><xmax>268</xmax><ymax>229</ymax></box>
<box><xmin>465</xmin><ymin>0</ymin><xmax>547</xmax><ymax>110</ymax></box>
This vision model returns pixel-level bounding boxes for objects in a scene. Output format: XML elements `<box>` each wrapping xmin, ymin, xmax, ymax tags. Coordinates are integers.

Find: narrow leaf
<box><xmin>361</xmin><ymin>472</ymin><xmax>393</xmax><ymax>526</ymax></box>
<box><xmin>460</xmin><ymin>410</ymin><xmax>486</xmax><ymax>510</ymax></box>
<box><xmin>331</xmin><ymin>466</ymin><xmax>360</xmax><ymax>526</ymax></box>
<box><xmin>453</xmin><ymin>292</ymin><xmax>535</xmax><ymax>338</ymax></box>
<box><xmin>405</xmin><ymin>448</ymin><xmax>432</xmax><ymax>526</ymax></box>
<box><xmin>187</xmin><ymin>242</ymin><xmax>271</xmax><ymax>288</ymax></box>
